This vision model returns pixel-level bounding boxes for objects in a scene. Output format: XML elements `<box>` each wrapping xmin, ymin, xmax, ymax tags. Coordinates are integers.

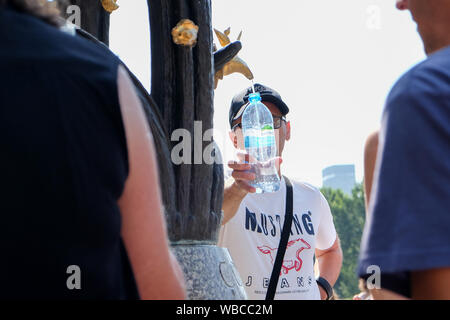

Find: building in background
<box><xmin>322</xmin><ymin>164</ymin><xmax>356</xmax><ymax>195</ymax></box>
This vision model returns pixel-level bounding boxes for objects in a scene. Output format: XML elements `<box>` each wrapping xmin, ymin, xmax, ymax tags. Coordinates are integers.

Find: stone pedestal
<box><xmin>172</xmin><ymin>242</ymin><xmax>247</xmax><ymax>300</ymax></box>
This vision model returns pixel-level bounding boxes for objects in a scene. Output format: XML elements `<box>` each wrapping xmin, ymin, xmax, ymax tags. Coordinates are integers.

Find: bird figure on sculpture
<box><xmin>213</xmin><ymin>27</ymin><xmax>254</xmax><ymax>88</ymax></box>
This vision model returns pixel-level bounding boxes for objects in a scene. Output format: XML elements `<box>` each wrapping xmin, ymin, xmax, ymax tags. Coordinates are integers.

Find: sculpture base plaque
<box><xmin>172</xmin><ymin>242</ymin><xmax>247</xmax><ymax>300</ymax></box>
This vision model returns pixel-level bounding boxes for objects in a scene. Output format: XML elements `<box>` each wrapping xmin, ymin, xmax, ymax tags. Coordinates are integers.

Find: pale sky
<box><xmin>109</xmin><ymin>0</ymin><xmax>425</xmax><ymax>188</ymax></box>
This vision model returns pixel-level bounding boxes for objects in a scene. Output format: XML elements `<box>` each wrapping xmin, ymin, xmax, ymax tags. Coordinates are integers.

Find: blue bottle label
<box><xmin>245</xmin><ymin>135</ymin><xmax>276</xmax><ymax>148</ymax></box>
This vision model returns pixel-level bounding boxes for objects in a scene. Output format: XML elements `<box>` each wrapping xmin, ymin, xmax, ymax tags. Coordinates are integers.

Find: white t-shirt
<box><xmin>219</xmin><ymin>177</ymin><xmax>337</xmax><ymax>300</ymax></box>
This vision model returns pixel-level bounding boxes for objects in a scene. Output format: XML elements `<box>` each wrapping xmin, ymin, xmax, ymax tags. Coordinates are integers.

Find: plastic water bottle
<box><xmin>241</xmin><ymin>92</ymin><xmax>281</xmax><ymax>193</ymax></box>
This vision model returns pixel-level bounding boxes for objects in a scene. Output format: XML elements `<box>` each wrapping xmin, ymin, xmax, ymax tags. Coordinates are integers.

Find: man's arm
<box><xmin>221</xmin><ymin>160</ymin><xmax>255</xmax><ymax>225</ymax></box>
<box><xmin>411</xmin><ymin>267</ymin><xmax>450</xmax><ymax>299</ymax></box>
<box><xmin>315</xmin><ymin>237</ymin><xmax>343</xmax><ymax>300</ymax></box>
<box><xmin>222</xmin><ymin>156</ymin><xmax>282</xmax><ymax>225</ymax></box>
<box><xmin>363</xmin><ymin>130</ymin><xmax>379</xmax><ymax>213</ymax></box>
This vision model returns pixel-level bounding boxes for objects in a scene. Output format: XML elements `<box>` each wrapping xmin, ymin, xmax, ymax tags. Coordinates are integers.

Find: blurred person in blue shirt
<box><xmin>358</xmin><ymin>0</ymin><xmax>450</xmax><ymax>300</ymax></box>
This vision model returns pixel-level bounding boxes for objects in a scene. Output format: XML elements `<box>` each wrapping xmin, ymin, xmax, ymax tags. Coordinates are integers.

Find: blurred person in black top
<box><xmin>0</xmin><ymin>0</ymin><xmax>186</xmax><ymax>299</ymax></box>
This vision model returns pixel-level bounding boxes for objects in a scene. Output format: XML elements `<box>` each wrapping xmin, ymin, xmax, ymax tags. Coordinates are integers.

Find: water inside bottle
<box><xmin>242</xmin><ymin>87</ymin><xmax>281</xmax><ymax>193</ymax></box>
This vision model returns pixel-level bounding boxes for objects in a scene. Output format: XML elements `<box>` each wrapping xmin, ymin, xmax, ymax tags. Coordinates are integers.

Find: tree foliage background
<box><xmin>320</xmin><ymin>183</ymin><xmax>366</xmax><ymax>299</ymax></box>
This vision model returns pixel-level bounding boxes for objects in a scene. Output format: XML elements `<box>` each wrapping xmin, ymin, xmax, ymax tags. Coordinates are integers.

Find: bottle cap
<box><xmin>248</xmin><ymin>92</ymin><xmax>262</xmax><ymax>104</ymax></box>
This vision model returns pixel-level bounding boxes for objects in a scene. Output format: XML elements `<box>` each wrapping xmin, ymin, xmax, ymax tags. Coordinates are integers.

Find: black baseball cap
<box><xmin>229</xmin><ymin>83</ymin><xmax>290</xmax><ymax>128</ymax></box>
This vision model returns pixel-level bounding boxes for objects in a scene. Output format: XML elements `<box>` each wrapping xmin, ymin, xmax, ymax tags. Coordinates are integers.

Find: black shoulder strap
<box><xmin>265</xmin><ymin>176</ymin><xmax>294</xmax><ymax>300</ymax></box>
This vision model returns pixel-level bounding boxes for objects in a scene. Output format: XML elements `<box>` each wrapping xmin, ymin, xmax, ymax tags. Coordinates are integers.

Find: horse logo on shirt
<box><xmin>257</xmin><ymin>238</ymin><xmax>311</xmax><ymax>275</ymax></box>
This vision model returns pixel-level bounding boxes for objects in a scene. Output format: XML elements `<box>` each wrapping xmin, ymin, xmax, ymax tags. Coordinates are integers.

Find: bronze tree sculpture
<box><xmin>67</xmin><ymin>0</ymin><xmax>246</xmax><ymax>299</ymax></box>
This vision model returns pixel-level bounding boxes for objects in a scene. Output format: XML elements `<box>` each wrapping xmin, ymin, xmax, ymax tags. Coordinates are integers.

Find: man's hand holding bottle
<box><xmin>228</xmin><ymin>150</ymin><xmax>283</xmax><ymax>195</ymax></box>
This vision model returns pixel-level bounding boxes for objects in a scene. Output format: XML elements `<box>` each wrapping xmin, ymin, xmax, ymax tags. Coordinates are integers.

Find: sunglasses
<box><xmin>232</xmin><ymin>115</ymin><xmax>286</xmax><ymax>131</ymax></box>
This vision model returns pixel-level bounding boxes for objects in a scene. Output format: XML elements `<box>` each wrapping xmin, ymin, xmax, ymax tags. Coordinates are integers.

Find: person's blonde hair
<box><xmin>0</xmin><ymin>0</ymin><xmax>64</xmax><ymax>26</ymax></box>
